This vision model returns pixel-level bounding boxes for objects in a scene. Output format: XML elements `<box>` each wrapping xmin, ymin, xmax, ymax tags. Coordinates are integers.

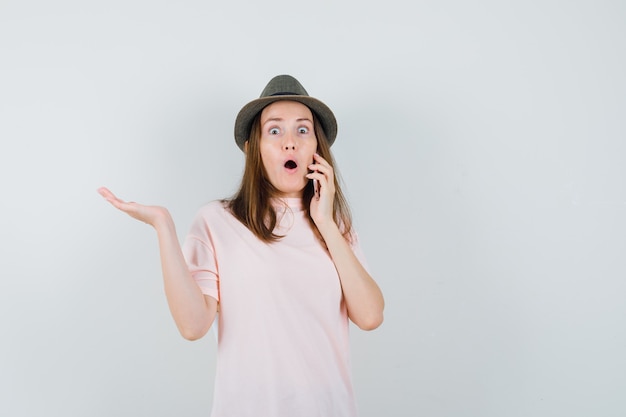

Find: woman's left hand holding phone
<box><xmin>307</xmin><ymin>153</ymin><xmax>336</xmax><ymax>230</ymax></box>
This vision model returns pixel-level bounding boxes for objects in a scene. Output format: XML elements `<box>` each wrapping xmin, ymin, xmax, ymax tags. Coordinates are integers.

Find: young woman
<box><xmin>98</xmin><ymin>74</ymin><xmax>384</xmax><ymax>417</ymax></box>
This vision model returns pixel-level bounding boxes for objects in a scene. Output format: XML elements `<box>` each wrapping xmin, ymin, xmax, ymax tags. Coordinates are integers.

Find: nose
<box><xmin>283</xmin><ymin>131</ymin><xmax>296</xmax><ymax>151</ymax></box>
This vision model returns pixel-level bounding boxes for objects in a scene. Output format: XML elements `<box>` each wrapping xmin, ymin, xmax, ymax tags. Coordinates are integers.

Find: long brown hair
<box><xmin>226</xmin><ymin>110</ymin><xmax>353</xmax><ymax>244</ymax></box>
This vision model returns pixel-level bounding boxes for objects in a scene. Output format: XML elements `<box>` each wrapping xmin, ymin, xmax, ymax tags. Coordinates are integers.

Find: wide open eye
<box><xmin>269</xmin><ymin>127</ymin><xmax>280</xmax><ymax>135</ymax></box>
<box><xmin>298</xmin><ymin>126</ymin><xmax>309</xmax><ymax>134</ymax></box>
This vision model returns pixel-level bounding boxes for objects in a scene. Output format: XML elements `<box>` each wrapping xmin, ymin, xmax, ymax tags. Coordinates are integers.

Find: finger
<box><xmin>312</xmin><ymin>153</ymin><xmax>330</xmax><ymax>165</ymax></box>
<box><xmin>98</xmin><ymin>187</ymin><xmax>135</xmax><ymax>213</ymax></box>
<box><xmin>97</xmin><ymin>186</ymin><xmax>116</xmax><ymax>200</ymax></box>
<box><xmin>306</xmin><ymin>162</ymin><xmax>335</xmax><ymax>190</ymax></box>
<box><xmin>306</xmin><ymin>171</ymin><xmax>335</xmax><ymax>197</ymax></box>
<box><xmin>311</xmin><ymin>153</ymin><xmax>332</xmax><ymax>171</ymax></box>
<box><xmin>306</xmin><ymin>171</ymin><xmax>327</xmax><ymax>183</ymax></box>
<box><xmin>98</xmin><ymin>187</ymin><xmax>129</xmax><ymax>204</ymax></box>
<box><xmin>308</xmin><ymin>162</ymin><xmax>334</xmax><ymax>182</ymax></box>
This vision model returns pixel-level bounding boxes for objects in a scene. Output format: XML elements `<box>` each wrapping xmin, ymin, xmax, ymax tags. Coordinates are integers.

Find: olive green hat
<box><xmin>234</xmin><ymin>74</ymin><xmax>338</xmax><ymax>151</ymax></box>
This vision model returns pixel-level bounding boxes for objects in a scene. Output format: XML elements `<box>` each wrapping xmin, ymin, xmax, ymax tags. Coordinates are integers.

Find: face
<box><xmin>258</xmin><ymin>100</ymin><xmax>318</xmax><ymax>197</ymax></box>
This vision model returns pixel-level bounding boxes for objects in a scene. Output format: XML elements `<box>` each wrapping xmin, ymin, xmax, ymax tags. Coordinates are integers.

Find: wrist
<box><xmin>316</xmin><ymin>219</ymin><xmax>340</xmax><ymax>240</ymax></box>
<box><xmin>152</xmin><ymin>207</ymin><xmax>174</xmax><ymax>232</ymax></box>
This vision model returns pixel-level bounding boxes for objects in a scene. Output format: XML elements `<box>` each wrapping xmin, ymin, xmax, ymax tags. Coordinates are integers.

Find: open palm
<box><xmin>97</xmin><ymin>187</ymin><xmax>169</xmax><ymax>227</ymax></box>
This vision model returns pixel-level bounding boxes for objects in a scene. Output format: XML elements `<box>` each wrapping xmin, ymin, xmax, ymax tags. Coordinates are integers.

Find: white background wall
<box><xmin>1</xmin><ymin>1</ymin><xmax>625</xmax><ymax>416</ymax></box>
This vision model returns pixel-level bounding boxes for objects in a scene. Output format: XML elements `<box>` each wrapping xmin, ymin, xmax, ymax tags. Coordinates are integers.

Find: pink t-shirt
<box><xmin>182</xmin><ymin>198</ymin><xmax>365</xmax><ymax>417</ymax></box>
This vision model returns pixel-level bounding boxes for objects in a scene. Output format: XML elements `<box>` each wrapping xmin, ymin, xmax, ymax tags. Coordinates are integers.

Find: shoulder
<box><xmin>186</xmin><ymin>199</ymin><xmax>251</xmax><ymax>244</ymax></box>
<box><xmin>196</xmin><ymin>199</ymin><xmax>229</xmax><ymax>216</ymax></box>
<box><xmin>188</xmin><ymin>200</ymin><xmax>233</xmax><ymax>228</ymax></box>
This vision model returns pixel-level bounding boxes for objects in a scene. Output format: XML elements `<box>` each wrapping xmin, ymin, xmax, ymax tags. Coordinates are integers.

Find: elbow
<box><xmin>181</xmin><ymin>331</ymin><xmax>204</xmax><ymax>341</ymax></box>
<box><xmin>362</xmin><ymin>314</ymin><xmax>384</xmax><ymax>331</ymax></box>
<box><xmin>350</xmin><ymin>296</ymin><xmax>385</xmax><ymax>331</ymax></box>
<box><xmin>354</xmin><ymin>312</ymin><xmax>384</xmax><ymax>331</ymax></box>
<box><xmin>175</xmin><ymin>306</ymin><xmax>217</xmax><ymax>341</ymax></box>
<box><xmin>179</xmin><ymin>324</ymin><xmax>209</xmax><ymax>341</ymax></box>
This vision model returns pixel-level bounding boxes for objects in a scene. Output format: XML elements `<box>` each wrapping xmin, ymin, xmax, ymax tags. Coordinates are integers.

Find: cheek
<box><xmin>259</xmin><ymin>146</ymin><xmax>279</xmax><ymax>172</ymax></box>
<box><xmin>309</xmin><ymin>142</ymin><xmax>319</xmax><ymax>159</ymax></box>
<box><xmin>305</xmin><ymin>138</ymin><xmax>318</xmax><ymax>155</ymax></box>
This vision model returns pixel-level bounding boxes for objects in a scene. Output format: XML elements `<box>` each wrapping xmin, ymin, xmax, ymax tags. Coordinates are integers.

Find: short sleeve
<box><xmin>182</xmin><ymin>212</ymin><xmax>220</xmax><ymax>302</ymax></box>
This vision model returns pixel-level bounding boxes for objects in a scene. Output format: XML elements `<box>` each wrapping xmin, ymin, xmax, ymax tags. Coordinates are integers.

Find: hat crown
<box><xmin>260</xmin><ymin>75</ymin><xmax>309</xmax><ymax>98</ymax></box>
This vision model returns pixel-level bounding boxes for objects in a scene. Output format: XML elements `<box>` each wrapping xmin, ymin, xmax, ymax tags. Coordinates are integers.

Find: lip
<box><xmin>283</xmin><ymin>157</ymin><xmax>299</xmax><ymax>173</ymax></box>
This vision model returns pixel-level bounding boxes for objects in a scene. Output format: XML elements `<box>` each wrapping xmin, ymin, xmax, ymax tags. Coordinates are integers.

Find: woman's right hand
<box><xmin>97</xmin><ymin>186</ymin><xmax>170</xmax><ymax>228</ymax></box>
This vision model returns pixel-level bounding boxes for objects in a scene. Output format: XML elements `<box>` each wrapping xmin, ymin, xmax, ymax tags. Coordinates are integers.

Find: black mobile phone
<box><xmin>310</xmin><ymin>156</ymin><xmax>320</xmax><ymax>199</ymax></box>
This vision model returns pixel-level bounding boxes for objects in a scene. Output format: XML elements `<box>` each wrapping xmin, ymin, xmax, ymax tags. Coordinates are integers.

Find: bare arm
<box><xmin>307</xmin><ymin>155</ymin><xmax>384</xmax><ymax>330</ymax></box>
<box><xmin>317</xmin><ymin>222</ymin><xmax>384</xmax><ymax>330</ymax></box>
<box><xmin>98</xmin><ymin>187</ymin><xmax>217</xmax><ymax>340</ymax></box>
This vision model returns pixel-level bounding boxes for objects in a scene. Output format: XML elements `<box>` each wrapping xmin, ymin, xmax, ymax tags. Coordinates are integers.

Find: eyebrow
<box><xmin>262</xmin><ymin>117</ymin><xmax>313</xmax><ymax>125</ymax></box>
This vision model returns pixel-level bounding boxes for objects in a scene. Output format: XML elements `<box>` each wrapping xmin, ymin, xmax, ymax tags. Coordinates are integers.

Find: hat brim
<box><xmin>234</xmin><ymin>95</ymin><xmax>337</xmax><ymax>151</ymax></box>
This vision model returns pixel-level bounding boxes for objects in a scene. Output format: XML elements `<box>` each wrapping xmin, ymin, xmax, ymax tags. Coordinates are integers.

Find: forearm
<box><xmin>154</xmin><ymin>211</ymin><xmax>217</xmax><ymax>340</ymax></box>
<box><xmin>318</xmin><ymin>222</ymin><xmax>384</xmax><ymax>330</ymax></box>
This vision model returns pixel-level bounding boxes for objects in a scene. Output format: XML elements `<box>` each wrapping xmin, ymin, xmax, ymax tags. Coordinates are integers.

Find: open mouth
<box><xmin>284</xmin><ymin>160</ymin><xmax>297</xmax><ymax>169</ymax></box>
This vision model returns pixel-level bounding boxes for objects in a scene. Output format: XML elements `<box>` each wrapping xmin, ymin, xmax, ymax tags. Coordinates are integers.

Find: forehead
<box><xmin>260</xmin><ymin>100</ymin><xmax>313</xmax><ymax>122</ymax></box>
